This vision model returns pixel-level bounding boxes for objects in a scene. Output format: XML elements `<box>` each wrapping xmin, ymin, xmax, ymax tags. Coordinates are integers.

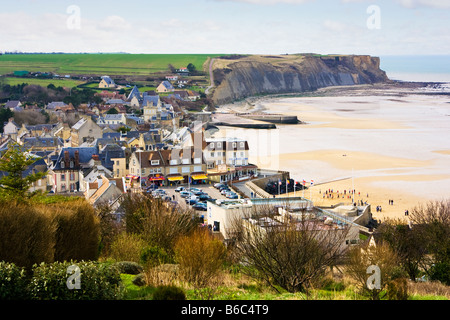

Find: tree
<box><xmin>0</xmin><ymin>108</ymin><xmax>14</xmax><ymax>132</ymax></box>
<box><xmin>0</xmin><ymin>143</ymin><xmax>45</xmax><ymax>200</ymax></box>
<box><xmin>106</xmin><ymin>108</ymin><xmax>118</xmax><ymax>114</ymax></box>
<box><xmin>409</xmin><ymin>200</ymin><xmax>450</xmax><ymax>284</ymax></box>
<box><xmin>228</xmin><ymin>205</ymin><xmax>349</xmax><ymax>293</ymax></box>
<box><xmin>346</xmin><ymin>240</ymin><xmax>403</xmax><ymax>300</ymax></box>
<box><xmin>375</xmin><ymin>218</ymin><xmax>428</xmax><ymax>281</ymax></box>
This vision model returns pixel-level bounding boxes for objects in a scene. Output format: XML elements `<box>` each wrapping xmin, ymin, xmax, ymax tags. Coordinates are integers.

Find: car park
<box><xmin>175</xmin><ymin>186</ymin><xmax>185</xmax><ymax>192</ymax></box>
<box><xmin>186</xmin><ymin>198</ymin><xmax>198</xmax><ymax>205</ymax></box>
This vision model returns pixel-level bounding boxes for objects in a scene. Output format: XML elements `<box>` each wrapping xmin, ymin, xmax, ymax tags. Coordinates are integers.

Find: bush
<box><xmin>387</xmin><ymin>278</ymin><xmax>409</xmax><ymax>300</ymax></box>
<box><xmin>174</xmin><ymin>228</ymin><xmax>227</xmax><ymax>288</ymax></box>
<box><xmin>0</xmin><ymin>201</ymin><xmax>56</xmax><ymax>270</ymax></box>
<box><xmin>28</xmin><ymin>260</ymin><xmax>123</xmax><ymax>300</ymax></box>
<box><xmin>114</xmin><ymin>261</ymin><xmax>144</xmax><ymax>275</ymax></box>
<box><xmin>110</xmin><ymin>232</ymin><xmax>146</xmax><ymax>263</ymax></box>
<box><xmin>0</xmin><ymin>261</ymin><xmax>30</xmax><ymax>300</ymax></box>
<box><xmin>50</xmin><ymin>200</ymin><xmax>100</xmax><ymax>262</ymax></box>
<box><xmin>152</xmin><ymin>285</ymin><xmax>186</xmax><ymax>300</ymax></box>
<box><xmin>429</xmin><ymin>261</ymin><xmax>450</xmax><ymax>285</ymax></box>
<box><xmin>140</xmin><ymin>245</ymin><xmax>173</xmax><ymax>267</ymax></box>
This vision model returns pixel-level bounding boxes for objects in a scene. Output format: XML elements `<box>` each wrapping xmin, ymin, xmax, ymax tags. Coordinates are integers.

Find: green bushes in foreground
<box><xmin>0</xmin><ymin>261</ymin><xmax>124</xmax><ymax>300</ymax></box>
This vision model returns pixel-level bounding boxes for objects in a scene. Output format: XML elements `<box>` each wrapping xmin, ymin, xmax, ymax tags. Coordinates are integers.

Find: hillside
<box><xmin>210</xmin><ymin>54</ymin><xmax>389</xmax><ymax>104</ymax></box>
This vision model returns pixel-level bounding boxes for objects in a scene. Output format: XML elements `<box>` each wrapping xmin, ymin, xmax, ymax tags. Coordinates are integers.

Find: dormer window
<box><xmin>151</xmin><ymin>160</ymin><xmax>160</xmax><ymax>165</ymax></box>
<box><xmin>217</xmin><ymin>142</ymin><xmax>222</xmax><ymax>148</ymax></box>
<box><xmin>210</xmin><ymin>143</ymin><xmax>214</xmax><ymax>149</ymax></box>
<box><xmin>61</xmin><ymin>161</ymin><xmax>65</xmax><ymax>169</ymax></box>
<box><xmin>232</xmin><ymin>142</ymin><xmax>237</xmax><ymax>148</ymax></box>
<box><xmin>240</xmin><ymin>142</ymin><xmax>245</xmax><ymax>148</ymax></box>
<box><xmin>70</xmin><ymin>161</ymin><xmax>74</xmax><ymax>168</ymax></box>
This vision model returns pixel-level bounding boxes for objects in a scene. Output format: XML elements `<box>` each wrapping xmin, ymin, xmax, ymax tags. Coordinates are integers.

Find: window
<box><xmin>61</xmin><ymin>174</ymin><xmax>66</xmax><ymax>181</ymax></box>
<box><xmin>61</xmin><ymin>184</ymin><xmax>66</xmax><ymax>192</ymax></box>
<box><xmin>170</xmin><ymin>167</ymin><xmax>178</xmax><ymax>174</ymax></box>
<box><xmin>194</xmin><ymin>158</ymin><xmax>201</xmax><ymax>164</ymax></box>
<box><xmin>232</xmin><ymin>142</ymin><xmax>237</xmax><ymax>148</ymax></box>
<box><xmin>182</xmin><ymin>158</ymin><xmax>190</xmax><ymax>164</ymax></box>
<box><xmin>170</xmin><ymin>159</ymin><xmax>178</xmax><ymax>165</ymax></box>
<box><xmin>217</xmin><ymin>142</ymin><xmax>222</xmax><ymax>148</ymax></box>
<box><xmin>210</xmin><ymin>143</ymin><xmax>214</xmax><ymax>149</ymax></box>
<box><xmin>142</xmin><ymin>169</ymin><xmax>145</xmax><ymax>175</ymax></box>
<box><xmin>194</xmin><ymin>166</ymin><xmax>202</xmax><ymax>172</ymax></box>
<box><xmin>211</xmin><ymin>152</ymin><xmax>214</xmax><ymax>157</ymax></box>
<box><xmin>222</xmin><ymin>152</ymin><xmax>226</xmax><ymax>156</ymax></box>
<box><xmin>240</xmin><ymin>152</ymin><xmax>244</xmax><ymax>157</ymax></box>
<box><xmin>70</xmin><ymin>184</ymin><xmax>75</xmax><ymax>192</ymax></box>
<box><xmin>117</xmin><ymin>169</ymin><xmax>120</xmax><ymax>176</ymax></box>
<box><xmin>240</xmin><ymin>142</ymin><xmax>245</xmax><ymax>148</ymax></box>
<box><xmin>182</xmin><ymin>166</ymin><xmax>190</xmax><ymax>173</ymax></box>
<box><xmin>116</xmin><ymin>160</ymin><xmax>120</xmax><ymax>165</ymax></box>
<box><xmin>69</xmin><ymin>173</ymin><xmax>75</xmax><ymax>181</ymax></box>
<box><xmin>61</xmin><ymin>161</ymin><xmax>65</xmax><ymax>169</ymax></box>
<box><xmin>151</xmin><ymin>160</ymin><xmax>160</xmax><ymax>165</ymax></box>
<box><xmin>70</xmin><ymin>161</ymin><xmax>74</xmax><ymax>168</ymax></box>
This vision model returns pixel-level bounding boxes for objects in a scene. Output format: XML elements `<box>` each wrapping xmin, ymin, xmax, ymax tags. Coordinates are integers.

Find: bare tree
<box><xmin>228</xmin><ymin>204</ymin><xmax>350</xmax><ymax>293</ymax></box>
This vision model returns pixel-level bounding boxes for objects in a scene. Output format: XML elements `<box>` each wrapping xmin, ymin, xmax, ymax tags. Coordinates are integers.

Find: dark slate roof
<box><xmin>102</xmin><ymin>132</ymin><xmax>121</xmax><ymax>139</ymax></box>
<box><xmin>142</xmin><ymin>95</ymin><xmax>160</xmax><ymax>107</ymax></box>
<box><xmin>99</xmin><ymin>144</ymin><xmax>126</xmax><ymax>170</ymax></box>
<box><xmin>52</xmin><ymin>147</ymin><xmax>99</xmax><ymax>170</ymax></box>
<box><xmin>23</xmin><ymin>137</ymin><xmax>63</xmax><ymax>149</ymax></box>
<box><xmin>4</xmin><ymin>100</ymin><xmax>21</xmax><ymax>108</ymax></box>
<box><xmin>128</xmin><ymin>85</ymin><xmax>141</xmax><ymax>100</ymax></box>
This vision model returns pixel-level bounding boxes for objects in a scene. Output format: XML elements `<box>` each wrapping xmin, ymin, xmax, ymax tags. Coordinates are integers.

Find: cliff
<box><xmin>211</xmin><ymin>54</ymin><xmax>389</xmax><ymax>105</ymax></box>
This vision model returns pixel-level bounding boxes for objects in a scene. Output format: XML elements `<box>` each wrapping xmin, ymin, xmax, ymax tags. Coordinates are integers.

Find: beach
<box><xmin>213</xmin><ymin>84</ymin><xmax>450</xmax><ymax>222</ymax></box>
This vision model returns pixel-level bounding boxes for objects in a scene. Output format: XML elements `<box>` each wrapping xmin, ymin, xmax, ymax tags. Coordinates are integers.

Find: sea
<box><xmin>212</xmin><ymin>55</ymin><xmax>450</xmax><ymax>202</ymax></box>
<box><xmin>380</xmin><ymin>55</ymin><xmax>450</xmax><ymax>83</ymax></box>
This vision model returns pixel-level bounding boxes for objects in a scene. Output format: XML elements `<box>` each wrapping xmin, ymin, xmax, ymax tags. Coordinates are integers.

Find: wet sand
<box><xmin>214</xmin><ymin>85</ymin><xmax>450</xmax><ymax>221</ymax></box>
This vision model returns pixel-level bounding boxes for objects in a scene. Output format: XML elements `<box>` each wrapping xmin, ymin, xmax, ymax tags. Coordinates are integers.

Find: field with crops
<box><xmin>0</xmin><ymin>54</ymin><xmax>220</xmax><ymax>76</ymax></box>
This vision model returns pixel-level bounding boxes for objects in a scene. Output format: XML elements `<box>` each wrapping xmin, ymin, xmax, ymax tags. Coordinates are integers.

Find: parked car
<box><xmin>214</xmin><ymin>183</ymin><xmax>225</xmax><ymax>189</ymax></box>
<box><xmin>198</xmin><ymin>193</ymin><xmax>212</xmax><ymax>201</ymax></box>
<box><xmin>180</xmin><ymin>191</ymin><xmax>190</xmax><ymax>198</ymax></box>
<box><xmin>226</xmin><ymin>192</ymin><xmax>238</xmax><ymax>199</ymax></box>
<box><xmin>221</xmin><ymin>188</ymin><xmax>231</xmax><ymax>195</ymax></box>
<box><xmin>175</xmin><ymin>186</ymin><xmax>185</xmax><ymax>192</ymax></box>
<box><xmin>188</xmin><ymin>188</ymin><xmax>203</xmax><ymax>195</ymax></box>
<box><xmin>218</xmin><ymin>185</ymin><xmax>229</xmax><ymax>191</ymax></box>
<box><xmin>186</xmin><ymin>198</ymin><xmax>198</xmax><ymax>205</ymax></box>
<box><xmin>193</xmin><ymin>202</ymin><xmax>207</xmax><ymax>211</ymax></box>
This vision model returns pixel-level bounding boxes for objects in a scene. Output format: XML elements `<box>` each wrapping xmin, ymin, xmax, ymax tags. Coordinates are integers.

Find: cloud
<box><xmin>396</xmin><ymin>0</ymin><xmax>450</xmax><ymax>8</ymax></box>
<box><xmin>215</xmin><ymin>0</ymin><xmax>313</xmax><ymax>5</ymax></box>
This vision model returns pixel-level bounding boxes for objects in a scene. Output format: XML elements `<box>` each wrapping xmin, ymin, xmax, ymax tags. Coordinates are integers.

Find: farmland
<box><xmin>3</xmin><ymin>76</ymin><xmax>84</xmax><ymax>88</ymax></box>
<box><xmin>0</xmin><ymin>53</ymin><xmax>221</xmax><ymax>77</ymax></box>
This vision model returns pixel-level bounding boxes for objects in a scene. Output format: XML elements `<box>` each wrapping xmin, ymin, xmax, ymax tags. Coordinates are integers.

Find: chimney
<box><xmin>74</xmin><ymin>150</ymin><xmax>79</xmax><ymax>167</ymax></box>
<box><xmin>64</xmin><ymin>150</ymin><xmax>70</xmax><ymax>168</ymax></box>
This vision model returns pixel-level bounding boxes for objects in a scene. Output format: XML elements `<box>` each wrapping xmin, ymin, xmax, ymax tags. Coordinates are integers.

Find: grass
<box><xmin>119</xmin><ymin>268</ymin><xmax>450</xmax><ymax>301</ymax></box>
<box><xmin>0</xmin><ymin>54</ymin><xmax>223</xmax><ymax>76</ymax></box>
<box><xmin>3</xmin><ymin>76</ymin><xmax>84</xmax><ymax>88</ymax></box>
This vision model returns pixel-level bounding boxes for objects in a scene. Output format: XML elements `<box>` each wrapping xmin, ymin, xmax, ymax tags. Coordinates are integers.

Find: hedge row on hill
<box><xmin>0</xmin><ymin>199</ymin><xmax>100</xmax><ymax>270</ymax></box>
<box><xmin>0</xmin><ymin>261</ymin><xmax>123</xmax><ymax>300</ymax></box>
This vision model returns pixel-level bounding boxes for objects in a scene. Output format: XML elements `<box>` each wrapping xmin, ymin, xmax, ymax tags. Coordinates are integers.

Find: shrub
<box><xmin>140</xmin><ymin>245</ymin><xmax>173</xmax><ymax>267</ymax></box>
<box><xmin>387</xmin><ymin>278</ymin><xmax>409</xmax><ymax>300</ymax></box>
<box><xmin>50</xmin><ymin>200</ymin><xmax>100</xmax><ymax>262</ymax></box>
<box><xmin>114</xmin><ymin>261</ymin><xmax>144</xmax><ymax>275</ymax></box>
<box><xmin>0</xmin><ymin>261</ymin><xmax>30</xmax><ymax>300</ymax></box>
<box><xmin>29</xmin><ymin>260</ymin><xmax>123</xmax><ymax>300</ymax></box>
<box><xmin>152</xmin><ymin>285</ymin><xmax>186</xmax><ymax>300</ymax></box>
<box><xmin>110</xmin><ymin>232</ymin><xmax>146</xmax><ymax>263</ymax></box>
<box><xmin>429</xmin><ymin>261</ymin><xmax>450</xmax><ymax>285</ymax></box>
<box><xmin>0</xmin><ymin>201</ymin><xmax>56</xmax><ymax>270</ymax></box>
<box><xmin>174</xmin><ymin>228</ymin><xmax>227</xmax><ymax>288</ymax></box>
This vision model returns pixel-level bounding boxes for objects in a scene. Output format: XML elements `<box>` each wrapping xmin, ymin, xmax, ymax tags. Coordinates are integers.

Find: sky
<box><xmin>0</xmin><ymin>0</ymin><xmax>449</xmax><ymax>56</ymax></box>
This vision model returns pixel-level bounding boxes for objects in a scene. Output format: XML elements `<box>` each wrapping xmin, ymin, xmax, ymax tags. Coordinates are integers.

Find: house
<box><xmin>84</xmin><ymin>175</ymin><xmax>123</xmax><ymax>207</ymax></box>
<box><xmin>3</xmin><ymin>118</ymin><xmax>20</xmax><ymax>139</ymax></box>
<box><xmin>187</xmin><ymin>90</ymin><xmax>201</xmax><ymax>101</ymax></box>
<box><xmin>176</xmin><ymin>67</ymin><xmax>190</xmax><ymax>76</ymax></box>
<box><xmin>98</xmin><ymin>143</ymin><xmax>127</xmax><ymax>179</ymax></box>
<box><xmin>204</xmin><ymin>138</ymin><xmax>257</xmax><ymax>183</ymax></box>
<box><xmin>128</xmin><ymin>146</ymin><xmax>207</xmax><ymax>187</ymax></box>
<box><xmin>127</xmin><ymin>85</ymin><xmax>141</xmax><ymax>102</ymax></box>
<box><xmin>46</xmin><ymin>101</ymin><xmax>67</xmax><ymax>111</ymax></box>
<box><xmin>143</xmin><ymin>95</ymin><xmax>162</xmax><ymax>122</ymax></box>
<box><xmin>70</xmin><ymin>116</ymin><xmax>103</xmax><ymax>147</ymax></box>
<box><xmin>99</xmin><ymin>76</ymin><xmax>117</xmax><ymax>89</ymax></box>
<box><xmin>4</xmin><ymin>100</ymin><xmax>22</xmax><ymax>111</ymax></box>
<box><xmin>165</xmin><ymin>75</ymin><xmax>179</xmax><ymax>81</ymax></box>
<box><xmin>205</xmin><ymin>197</ymin><xmax>360</xmax><ymax>246</ymax></box>
<box><xmin>156</xmin><ymin>80</ymin><xmax>175</xmax><ymax>93</ymax></box>
<box><xmin>22</xmin><ymin>137</ymin><xmax>64</xmax><ymax>152</ymax></box>
<box><xmin>103</xmin><ymin>113</ymin><xmax>127</xmax><ymax>125</ymax></box>
<box><xmin>48</xmin><ymin>147</ymin><xmax>99</xmax><ymax>193</ymax></box>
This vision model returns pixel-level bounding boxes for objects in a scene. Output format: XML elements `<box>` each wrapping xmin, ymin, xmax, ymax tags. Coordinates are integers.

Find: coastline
<box><xmin>213</xmin><ymin>81</ymin><xmax>450</xmax><ymax>222</ymax></box>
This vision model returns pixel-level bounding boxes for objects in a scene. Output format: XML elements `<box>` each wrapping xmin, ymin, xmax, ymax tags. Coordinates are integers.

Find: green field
<box><xmin>0</xmin><ymin>54</ymin><xmax>221</xmax><ymax>76</ymax></box>
<box><xmin>3</xmin><ymin>76</ymin><xmax>84</xmax><ymax>88</ymax></box>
